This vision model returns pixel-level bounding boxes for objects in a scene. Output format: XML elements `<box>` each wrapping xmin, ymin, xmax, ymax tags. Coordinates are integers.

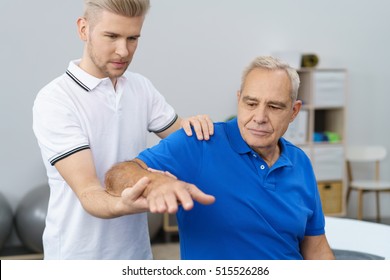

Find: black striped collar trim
<box><xmin>66</xmin><ymin>70</ymin><xmax>91</xmax><ymax>92</ymax></box>
<box><xmin>49</xmin><ymin>145</ymin><xmax>90</xmax><ymax>166</ymax></box>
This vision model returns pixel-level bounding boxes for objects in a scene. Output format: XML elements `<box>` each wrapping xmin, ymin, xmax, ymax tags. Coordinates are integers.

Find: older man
<box><xmin>105</xmin><ymin>56</ymin><xmax>335</xmax><ymax>260</ymax></box>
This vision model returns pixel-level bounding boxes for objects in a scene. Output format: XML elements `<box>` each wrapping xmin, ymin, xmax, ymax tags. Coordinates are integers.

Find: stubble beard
<box><xmin>87</xmin><ymin>43</ymin><xmax>128</xmax><ymax>80</ymax></box>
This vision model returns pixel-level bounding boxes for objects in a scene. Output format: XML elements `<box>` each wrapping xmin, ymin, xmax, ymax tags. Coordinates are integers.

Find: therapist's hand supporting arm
<box><xmin>105</xmin><ymin>159</ymin><xmax>215</xmax><ymax>213</ymax></box>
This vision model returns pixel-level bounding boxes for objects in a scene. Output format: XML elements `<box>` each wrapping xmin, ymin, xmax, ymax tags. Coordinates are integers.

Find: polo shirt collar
<box><xmin>226</xmin><ymin>117</ymin><xmax>293</xmax><ymax>167</ymax></box>
<box><xmin>66</xmin><ymin>59</ymin><xmax>127</xmax><ymax>92</ymax></box>
<box><xmin>226</xmin><ymin>118</ymin><xmax>252</xmax><ymax>155</ymax></box>
<box><xmin>273</xmin><ymin>138</ymin><xmax>293</xmax><ymax>168</ymax></box>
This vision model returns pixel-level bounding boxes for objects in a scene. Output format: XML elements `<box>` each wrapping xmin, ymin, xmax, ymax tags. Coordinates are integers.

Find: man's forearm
<box><xmin>105</xmin><ymin>158</ymin><xmax>215</xmax><ymax>213</ymax></box>
<box><xmin>105</xmin><ymin>159</ymin><xmax>151</xmax><ymax>196</ymax></box>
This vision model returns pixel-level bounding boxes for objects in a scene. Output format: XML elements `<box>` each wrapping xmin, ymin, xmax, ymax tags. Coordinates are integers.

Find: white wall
<box><xmin>1</xmin><ymin>0</ymin><xmax>389</xmax><ymax>246</ymax></box>
<box><xmin>134</xmin><ymin>0</ymin><xmax>390</xmax><ymax>218</ymax></box>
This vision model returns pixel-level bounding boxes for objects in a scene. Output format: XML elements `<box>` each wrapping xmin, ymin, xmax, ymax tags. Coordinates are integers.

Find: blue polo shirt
<box><xmin>138</xmin><ymin>118</ymin><xmax>325</xmax><ymax>260</ymax></box>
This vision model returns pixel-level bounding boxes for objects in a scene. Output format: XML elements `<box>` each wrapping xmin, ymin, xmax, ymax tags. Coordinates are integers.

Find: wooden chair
<box><xmin>346</xmin><ymin>145</ymin><xmax>390</xmax><ymax>222</ymax></box>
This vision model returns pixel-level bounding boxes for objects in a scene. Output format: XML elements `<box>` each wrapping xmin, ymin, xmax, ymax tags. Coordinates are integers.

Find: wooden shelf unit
<box><xmin>285</xmin><ymin>68</ymin><xmax>348</xmax><ymax>216</ymax></box>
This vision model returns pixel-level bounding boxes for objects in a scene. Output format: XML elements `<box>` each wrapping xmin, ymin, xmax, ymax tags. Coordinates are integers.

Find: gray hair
<box><xmin>241</xmin><ymin>56</ymin><xmax>300</xmax><ymax>102</ymax></box>
<box><xmin>84</xmin><ymin>0</ymin><xmax>150</xmax><ymax>20</ymax></box>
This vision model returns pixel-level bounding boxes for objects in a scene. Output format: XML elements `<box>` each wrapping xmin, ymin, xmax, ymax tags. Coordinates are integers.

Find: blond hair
<box><xmin>84</xmin><ymin>0</ymin><xmax>150</xmax><ymax>22</ymax></box>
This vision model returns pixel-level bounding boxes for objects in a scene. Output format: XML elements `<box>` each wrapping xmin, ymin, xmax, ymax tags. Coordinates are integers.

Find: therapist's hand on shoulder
<box><xmin>181</xmin><ymin>114</ymin><xmax>214</xmax><ymax>140</ymax></box>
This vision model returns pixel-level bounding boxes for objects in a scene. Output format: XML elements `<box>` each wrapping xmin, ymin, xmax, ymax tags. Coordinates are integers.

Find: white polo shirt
<box><xmin>33</xmin><ymin>60</ymin><xmax>177</xmax><ymax>259</ymax></box>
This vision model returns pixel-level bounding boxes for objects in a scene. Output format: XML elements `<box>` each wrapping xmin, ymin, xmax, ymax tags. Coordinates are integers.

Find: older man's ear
<box><xmin>289</xmin><ymin>100</ymin><xmax>302</xmax><ymax>123</ymax></box>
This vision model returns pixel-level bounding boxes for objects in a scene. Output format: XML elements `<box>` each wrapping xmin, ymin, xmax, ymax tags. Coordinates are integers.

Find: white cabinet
<box><xmin>313</xmin><ymin>145</ymin><xmax>344</xmax><ymax>181</ymax></box>
<box><xmin>312</xmin><ymin>71</ymin><xmax>346</xmax><ymax>107</ymax></box>
<box><xmin>285</xmin><ymin>68</ymin><xmax>348</xmax><ymax>216</ymax></box>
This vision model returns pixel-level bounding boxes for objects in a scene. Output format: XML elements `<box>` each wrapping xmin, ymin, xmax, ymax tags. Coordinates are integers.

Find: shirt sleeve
<box><xmin>303</xmin><ymin>157</ymin><xmax>326</xmax><ymax>236</ymax></box>
<box><xmin>32</xmin><ymin>88</ymin><xmax>89</xmax><ymax>166</ymax></box>
<box><xmin>137</xmin><ymin>128</ymin><xmax>203</xmax><ymax>182</ymax></box>
<box><xmin>135</xmin><ymin>75</ymin><xmax>177</xmax><ymax>133</ymax></box>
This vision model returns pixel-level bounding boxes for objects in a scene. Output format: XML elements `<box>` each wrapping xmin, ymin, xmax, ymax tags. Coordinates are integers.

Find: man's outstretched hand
<box><xmin>144</xmin><ymin>175</ymin><xmax>215</xmax><ymax>213</ymax></box>
<box><xmin>105</xmin><ymin>160</ymin><xmax>215</xmax><ymax>214</ymax></box>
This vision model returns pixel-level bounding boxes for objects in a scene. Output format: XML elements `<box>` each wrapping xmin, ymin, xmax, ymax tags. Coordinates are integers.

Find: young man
<box><xmin>33</xmin><ymin>0</ymin><xmax>213</xmax><ymax>260</ymax></box>
<box><xmin>105</xmin><ymin>56</ymin><xmax>335</xmax><ymax>260</ymax></box>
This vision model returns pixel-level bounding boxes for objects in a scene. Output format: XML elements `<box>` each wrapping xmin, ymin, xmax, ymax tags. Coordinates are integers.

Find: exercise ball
<box><xmin>15</xmin><ymin>185</ymin><xmax>49</xmax><ymax>253</ymax></box>
<box><xmin>0</xmin><ymin>192</ymin><xmax>13</xmax><ymax>251</ymax></box>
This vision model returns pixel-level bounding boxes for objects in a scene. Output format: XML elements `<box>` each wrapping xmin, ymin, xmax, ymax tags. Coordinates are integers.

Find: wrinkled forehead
<box><xmin>241</xmin><ymin>69</ymin><xmax>292</xmax><ymax>96</ymax></box>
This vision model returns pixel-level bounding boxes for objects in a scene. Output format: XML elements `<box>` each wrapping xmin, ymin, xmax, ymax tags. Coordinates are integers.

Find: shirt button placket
<box><xmin>252</xmin><ymin>153</ymin><xmax>267</xmax><ymax>171</ymax></box>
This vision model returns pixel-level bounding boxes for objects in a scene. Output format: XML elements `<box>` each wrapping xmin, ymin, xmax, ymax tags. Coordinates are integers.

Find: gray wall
<box><xmin>1</xmin><ymin>0</ymin><xmax>390</xmax><ymax>246</ymax></box>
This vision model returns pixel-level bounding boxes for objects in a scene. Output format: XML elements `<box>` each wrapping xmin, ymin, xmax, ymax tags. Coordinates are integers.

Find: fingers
<box><xmin>187</xmin><ymin>185</ymin><xmax>216</xmax><ymax>205</ymax></box>
<box><xmin>120</xmin><ymin>177</ymin><xmax>150</xmax><ymax>212</ymax></box>
<box><xmin>181</xmin><ymin>120</ymin><xmax>193</xmax><ymax>137</ymax></box>
<box><xmin>148</xmin><ymin>194</ymin><xmax>168</xmax><ymax>213</ymax></box>
<box><xmin>148</xmin><ymin>192</ymin><xmax>180</xmax><ymax>214</ymax></box>
<box><xmin>147</xmin><ymin>182</ymin><xmax>215</xmax><ymax>214</ymax></box>
<box><xmin>164</xmin><ymin>171</ymin><xmax>177</xmax><ymax>179</ymax></box>
<box><xmin>147</xmin><ymin>167</ymin><xmax>177</xmax><ymax>179</ymax></box>
<box><xmin>171</xmin><ymin>186</ymin><xmax>195</xmax><ymax>211</ymax></box>
<box><xmin>182</xmin><ymin>115</ymin><xmax>214</xmax><ymax>140</ymax></box>
<box><xmin>121</xmin><ymin>176</ymin><xmax>150</xmax><ymax>201</ymax></box>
